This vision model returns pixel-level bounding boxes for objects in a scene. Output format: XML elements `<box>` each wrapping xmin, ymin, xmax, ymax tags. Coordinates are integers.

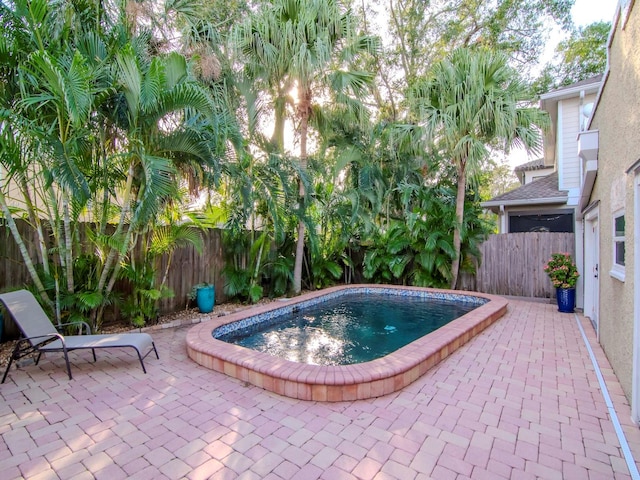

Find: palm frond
<box><xmin>150</xmin><ymin>224</ymin><xmax>204</xmax><ymax>255</ymax></box>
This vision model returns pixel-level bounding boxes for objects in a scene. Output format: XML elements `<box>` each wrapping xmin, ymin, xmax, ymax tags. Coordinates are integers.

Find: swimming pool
<box><xmin>217</xmin><ymin>293</ymin><xmax>480</xmax><ymax>365</ymax></box>
<box><xmin>186</xmin><ymin>285</ymin><xmax>508</xmax><ymax>401</ymax></box>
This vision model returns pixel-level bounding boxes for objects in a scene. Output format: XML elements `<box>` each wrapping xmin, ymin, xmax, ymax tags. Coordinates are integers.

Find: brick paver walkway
<box><xmin>1</xmin><ymin>299</ymin><xmax>640</xmax><ymax>479</ymax></box>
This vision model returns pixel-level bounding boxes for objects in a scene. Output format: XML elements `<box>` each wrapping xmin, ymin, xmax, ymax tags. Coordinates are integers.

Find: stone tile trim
<box><xmin>213</xmin><ymin>286</ymin><xmax>487</xmax><ymax>339</ymax></box>
<box><xmin>186</xmin><ymin>285</ymin><xmax>508</xmax><ymax>401</ymax></box>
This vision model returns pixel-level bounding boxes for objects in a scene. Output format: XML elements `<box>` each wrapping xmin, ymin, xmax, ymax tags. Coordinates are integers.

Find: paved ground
<box><xmin>1</xmin><ymin>299</ymin><xmax>640</xmax><ymax>479</ymax></box>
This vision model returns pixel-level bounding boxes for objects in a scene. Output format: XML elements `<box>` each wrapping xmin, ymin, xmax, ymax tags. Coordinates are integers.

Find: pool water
<box><xmin>218</xmin><ymin>293</ymin><xmax>478</xmax><ymax>365</ymax></box>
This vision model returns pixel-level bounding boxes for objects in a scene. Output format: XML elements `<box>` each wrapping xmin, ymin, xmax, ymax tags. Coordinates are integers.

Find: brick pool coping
<box><xmin>186</xmin><ymin>285</ymin><xmax>508</xmax><ymax>401</ymax></box>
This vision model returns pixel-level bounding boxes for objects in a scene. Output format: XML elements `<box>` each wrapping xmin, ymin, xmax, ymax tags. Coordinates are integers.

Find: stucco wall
<box><xmin>589</xmin><ymin>5</ymin><xmax>640</xmax><ymax>400</ymax></box>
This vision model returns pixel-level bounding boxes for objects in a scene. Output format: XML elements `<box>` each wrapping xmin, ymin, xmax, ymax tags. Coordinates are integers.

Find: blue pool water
<box><xmin>218</xmin><ymin>293</ymin><xmax>478</xmax><ymax>365</ymax></box>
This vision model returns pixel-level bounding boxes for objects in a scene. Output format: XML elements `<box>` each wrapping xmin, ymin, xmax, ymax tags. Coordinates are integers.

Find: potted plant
<box><xmin>544</xmin><ymin>253</ymin><xmax>580</xmax><ymax>313</ymax></box>
<box><xmin>189</xmin><ymin>283</ymin><xmax>215</xmax><ymax>313</ymax></box>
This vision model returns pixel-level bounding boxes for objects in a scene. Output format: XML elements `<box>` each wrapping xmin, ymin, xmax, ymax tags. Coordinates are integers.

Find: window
<box><xmin>509</xmin><ymin>212</ymin><xmax>574</xmax><ymax>233</ymax></box>
<box><xmin>611</xmin><ymin>211</ymin><xmax>625</xmax><ymax>281</ymax></box>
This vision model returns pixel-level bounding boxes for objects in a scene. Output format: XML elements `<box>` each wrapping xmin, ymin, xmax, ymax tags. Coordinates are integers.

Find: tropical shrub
<box><xmin>363</xmin><ymin>184</ymin><xmax>491</xmax><ymax>287</ymax></box>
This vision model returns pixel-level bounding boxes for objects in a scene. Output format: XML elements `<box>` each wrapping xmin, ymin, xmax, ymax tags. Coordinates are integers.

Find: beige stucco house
<box><xmin>578</xmin><ymin>0</ymin><xmax>640</xmax><ymax>420</ymax></box>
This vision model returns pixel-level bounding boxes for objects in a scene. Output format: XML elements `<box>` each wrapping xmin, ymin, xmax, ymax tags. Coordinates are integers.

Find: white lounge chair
<box><xmin>0</xmin><ymin>290</ymin><xmax>158</xmax><ymax>382</ymax></box>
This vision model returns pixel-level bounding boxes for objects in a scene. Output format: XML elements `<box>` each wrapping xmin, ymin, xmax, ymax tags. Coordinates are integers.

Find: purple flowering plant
<box><xmin>544</xmin><ymin>253</ymin><xmax>579</xmax><ymax>288</ymax></box>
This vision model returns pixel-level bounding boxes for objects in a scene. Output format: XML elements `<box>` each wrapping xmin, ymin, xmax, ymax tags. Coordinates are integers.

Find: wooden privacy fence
<box><xmin>459</xmin><ymin>232</ymin><xmax>575</xmax><ymax>298</ymax></box>
<box><xmin>1</xmin><ymin>222</ymin><xmax>574</xmax><ymax>325</ymax></box>
<box><xmin>0</xmin><ymin>220</ymin><xmax>231</xmax><ymax>320</ymax></box>
<box><xmin>155</xmin><ymin>229</ymin><xmax>228</xmax><ymax>313</ymax></box>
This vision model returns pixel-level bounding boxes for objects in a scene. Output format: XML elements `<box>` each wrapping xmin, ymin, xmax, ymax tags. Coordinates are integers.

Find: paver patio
<box><xmin>1</xmin><ymin>298</ymin><xmax>640</xmax><ymax>479</ymax></box>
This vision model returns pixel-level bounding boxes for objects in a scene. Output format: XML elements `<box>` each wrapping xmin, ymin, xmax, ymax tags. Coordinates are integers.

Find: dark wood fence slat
<box><xmin>0</xmin><ymin>221</ymin><xmax>233</xmax><ymax>319</ymax></box>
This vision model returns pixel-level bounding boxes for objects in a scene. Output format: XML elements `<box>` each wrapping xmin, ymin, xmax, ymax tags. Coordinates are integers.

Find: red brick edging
<box><xmin>186</xmin><ymin>285</ymin><xmax>508</xmax><ymax>401</ymax></box>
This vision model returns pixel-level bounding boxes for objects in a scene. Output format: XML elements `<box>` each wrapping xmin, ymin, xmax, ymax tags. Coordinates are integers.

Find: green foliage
<box><xmin>248</xmin><ymin>284</ymin><xmax>264</xmax><ymax>304</ymax></box>
<box><xmin>362</xmin><ymin>185</ymin><xmax>491</xmax><ymax>287</ymax></box>
<box><xmin>232</xmin><ymin>0</ymin><xmax>378</xmax><ymax>294</ymax></box>
<box><xmin>222</xmin><ymin>264</ymin><xmax>252</xmax><ymax>300</ymax></box>
<box><xmin>363</xmin><ymin>224</ymin><xmax>413</xmax><ymax>283</ymax></box>
<box><xmin>221</xmin><ymin>227</ymin><xmax>294</xmax><ymax>303</ymax></box>
<box><xmin>263</xmin><ymin>254</ymin><xmax>295</xmax><ymax>297</ymax></box>
<box><xmin>119</xmin><ymin>255</ymin><xmax>174</xmax><ymax>328</ymax></box>
<box><xmin>411</xmin><ymin>47</ymin><xmax>548</xmax><ymax>287</ymax></box>
<box><xmin>362</xmin><ymin>0</ymin><xmax>574</xmax><ymax>115</ymax></box>
<box><xmin>544</xmin><ymin>253</ymin><xmax>580</xmax><ymax>288</ymax></box>
<box><xmin>0</xmin><ymin>0</ymin><xmax>238</xmax><ymax>327</ymax></box>
<box><xmin>36</xmin><ymin>253</ymin><xmax>114</xmax><ymax>332</ymax></box>
<box><xmin>0</xmin><ymin>0</ymin><xmax>559</xmax><ymax>317</ymax></box>
<box><xmin>532</xmin><ymin>21</ymin><xmax>610</xmax><ymax>94</ymax></box>
<box><xmin>477</xmin><ymin>158</ymin><xmax>521</xmax><ymax>202</ymax></box>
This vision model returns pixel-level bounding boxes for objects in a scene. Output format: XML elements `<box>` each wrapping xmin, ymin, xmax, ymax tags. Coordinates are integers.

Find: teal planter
<box><xmin>196</xmin><ymin>285</ymin><xmax>215</xmax><ymax>313</ymax></box>
<box><xmin>556</xmin><ymin>287</ymin><xmax>575</xmax><ymax>313</ymax></box>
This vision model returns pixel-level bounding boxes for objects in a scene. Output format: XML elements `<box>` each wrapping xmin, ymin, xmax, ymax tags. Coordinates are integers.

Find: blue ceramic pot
<box><xmin>196</xmin><ymin>285</ymin><xmax>215</xmax><ymax>313</ymax></box>
<box><xmin>556</xmin><ymin>287</ymin><xmax>575</xmax><ymax>313</ymax></box>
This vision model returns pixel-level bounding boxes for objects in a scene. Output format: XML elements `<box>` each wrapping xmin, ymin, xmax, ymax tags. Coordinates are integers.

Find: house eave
<box><xmin>481</xmin><ymin>196</ymin><xmax>569</xmax><ymax>214</ymax></box>
<box><xmin>539</xmin><ymin>81</ymin><xmax>601</xmax><ymax>102</ymax></box>
<box><xmin>578</xmin><ymin>165</ymin><xmax>597</xmax><ymax>219</ymax></box>
<box><xmin>577</xmin><ymin>129</ymin><xmax>599</xmax><ymax>219</ymax></box>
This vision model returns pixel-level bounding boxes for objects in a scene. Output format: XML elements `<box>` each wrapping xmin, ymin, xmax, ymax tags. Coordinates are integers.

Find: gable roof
<box><xmin>540</xmin><ymin>75</ymin><xmax>604</xmax><ymax>99</ymax></box>
<box><xmin>481</xmin><ymin>172</ymin><xmax>568</xmax><ymax>213</ymax></box>
<box><xmin>513</xmin><ymin>158</ymin><xmax>553</xmax><ymax>184</ymax></box>
<box><xmin>514</xmin><ymin>158</ymin><xmax>546</xmax><ymax>172</ymax></box>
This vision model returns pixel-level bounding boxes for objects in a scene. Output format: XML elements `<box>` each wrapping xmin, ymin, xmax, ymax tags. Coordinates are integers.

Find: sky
<box><xmin>508</xmin><ymin>0</ymin><xmax>618</xmax><ymax>168</ymax></box>
<box><xmin>572</xmin><ymin>0</ymin><xmax>617</xmax><ymax>27</ymax></box>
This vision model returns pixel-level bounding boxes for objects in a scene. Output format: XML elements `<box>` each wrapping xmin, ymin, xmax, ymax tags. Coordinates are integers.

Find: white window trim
<box><xmin>611</xmin><ymin>209</ymin><xmax>626</xmax><ymax>281</ymax></box>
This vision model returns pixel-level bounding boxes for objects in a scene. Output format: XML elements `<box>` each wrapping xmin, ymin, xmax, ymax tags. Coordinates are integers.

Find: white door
<box><xmin>584</xmin><ymin>210</ymin><xmax>600</xmax><ymax>333</ymax></box>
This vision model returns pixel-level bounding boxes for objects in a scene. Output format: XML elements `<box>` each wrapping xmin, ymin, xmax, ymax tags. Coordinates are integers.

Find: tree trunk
<box><xmin>0</xmin><ymin>190</ymin><xmax>52</xmax><ymax>307</ymax></box>
<box><xmin>62</xmin><ymin>194</ymin><xmax>75</xmax><ymax>293</ymax></box>
<box><xmin>271</xmin><ymin>92</ymin><xmax>287</xmax><ymax>151</ymax></box>
<box><xmin>293</xmin><ymin>86</ymin><xmax>312</xmax><ymax>295</ymax></box>
<box><xmin>293</xmin><ymin>218</ymin><xmax>305</xmax><ymax>293</ymax></box>
<box><xmin>93</xmin><ymin>161</ymin><xmax>136</xmax><ymax>328</ymax></box>
<box><xmin>20</xmin><ymin>176</ymin><xmax>50</xmax><ymax>275</ymax></box>
<box><xmin>450</xmin><ymin>162</ymin><xmax>466</xmax><ymax>289</ymax></box>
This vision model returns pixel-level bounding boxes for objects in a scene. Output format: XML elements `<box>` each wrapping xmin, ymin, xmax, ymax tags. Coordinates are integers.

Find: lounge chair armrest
<box><xmin>56</xmin><ymin>321</ymin><xmax>92</xmax><ymax>335</ymax></box>
<box><xmin>20</xmin><ymin>332</ymin><xmax>65</xmax><ymax>345</ymax></box>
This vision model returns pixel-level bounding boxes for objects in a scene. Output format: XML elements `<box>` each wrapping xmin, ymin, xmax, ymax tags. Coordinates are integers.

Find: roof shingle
<box><xmin>484</xmin><ymin>171</ymin><xmax>567</xmax><ymax>203</ymax></box>
<box><xmin>514</xmin><ymin>158</ymin><xmax>547</xmax><ymax>172</ymax></box>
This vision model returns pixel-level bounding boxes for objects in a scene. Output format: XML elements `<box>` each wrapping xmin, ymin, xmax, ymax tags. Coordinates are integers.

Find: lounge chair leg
<box><xmin>35</xmin><ymin>352</ymin><xmax>42</xmax><ymax>365</ymax></box>
<box><xmin>1</xmin><ymin>343</ymin><xmax>18</xmax><ymax>384</ymax></box>
<box><xmin>137</xmin><ymin>350</ymin><xmax>147</xmax><ymax>374</ymax></box>
<box><xmin>1</xmin><ymin>358</ymin><xmax>13</xmax><ymax>384</ymax></box>
<box><xmin>91</xmin><ymin>349</ymin><xmax>96</xmax><ymax>362</ymax></box>
<box><xmin>62</xmin><ymin>348</ymin><xmax>72</xmax><ymax>380</ymax></box>
<box><xmin>152</xmin><ymin>342</ymin><xmax>159</xmax><ymax>359</ymax></box>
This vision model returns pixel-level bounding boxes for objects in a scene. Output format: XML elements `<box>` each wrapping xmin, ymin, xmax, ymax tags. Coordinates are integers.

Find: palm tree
<box><xmin>411</xmin><ymin>47</ymin><xmax>549</xmax><ymax>288</ymax></box>
<box><xmin>0</xmin><ymin>0</ymin><xmax>235</xmax><ymax>327</ymax></box>
<box><xmin>232</xmin><ymin>0</ymin><xmax>376</xmax><ymax>294</ymax></box>
<box><xmin>87</xmin><ymin>44</ymin><xmax>227</xmax><ymax>326</ymax></box>
<box><xmin>0</xmin><ymin>0</ymin><xmax>110</xmax><ymax>310</ymax></box>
